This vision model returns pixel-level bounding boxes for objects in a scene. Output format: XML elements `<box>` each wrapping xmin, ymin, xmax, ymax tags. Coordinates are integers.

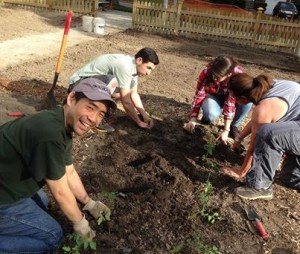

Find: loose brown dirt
<box><xmin>0</xmin><ymin>5</ymin><xmax>300</xmax><ymax>254</ymax></box>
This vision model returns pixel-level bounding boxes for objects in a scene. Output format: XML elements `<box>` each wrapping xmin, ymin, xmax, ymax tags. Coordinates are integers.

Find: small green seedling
<box><xmin>62</xmin><ymin>232</ymin><xmax>96</xmax><ymax>254</ymax></box>
<box><xmin>106</xmin><ymin>191</ymin><xmax>127</xmax><ymax>200</ymax></box>
<box><xmin>192</xmin><ymin>231</ymin><xmax>222</xmax><ymax>253</ymax></box>
<box><xmin>97</xmin><ymin>211</ymin><xmax>111</xmax><ymax>226</ymax></box>
<box><xmin>190</xmin><ymin>178</ymin><xmax>223</xmax><ymax>224</ymax></box>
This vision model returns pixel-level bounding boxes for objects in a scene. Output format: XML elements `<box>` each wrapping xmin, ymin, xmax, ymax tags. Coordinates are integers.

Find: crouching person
<box><xmin>0</xmin><ymin>78</ymin><xmax>116</xmax><ymax>253</ymax></box>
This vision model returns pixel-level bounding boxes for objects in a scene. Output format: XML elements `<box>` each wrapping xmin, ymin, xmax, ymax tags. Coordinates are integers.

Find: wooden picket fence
<box><xmin>132</xmin><ymin>0</ymin><xmax>300</xmax><ymax>56</ymax></box>
<box><xmin>1</xmin><ymin>0</ymin><xmax>98</xmax><ymax>15</ymax></box>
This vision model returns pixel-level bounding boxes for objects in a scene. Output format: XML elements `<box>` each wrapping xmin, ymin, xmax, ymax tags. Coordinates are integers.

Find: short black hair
<box><xmin>135</xmin><ymin>47</ymin><xmax>159</xmax><ymax>65</ymax></box>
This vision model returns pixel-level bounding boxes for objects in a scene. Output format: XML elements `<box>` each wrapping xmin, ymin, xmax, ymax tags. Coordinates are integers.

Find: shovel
<box><xmin>47</xmin><ymin>10</ymin><xmax>73</xmax><ymax>107</ymax></box>
<box><xmin>245</xmin><ymin>205</ymin><xmax>269</xmax><ymax>240</ymax></box>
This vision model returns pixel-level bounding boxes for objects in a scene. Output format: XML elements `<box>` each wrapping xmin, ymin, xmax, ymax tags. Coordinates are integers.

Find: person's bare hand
<box><xmin>183</xmin><ymin>121</ymin><xmax>197</xmax><ymax>133</ymax></box>
<box><xmin>143</xmin><ymin>114</ymin><xmax>154</xmax><ymax>129</ymax></box>
<box><xmin>216</xmin><ymin>130</ymin><xmax>233</xmax><ymax>145</ymax></box>
<box><xmin>221</xmin><ymin>166</ymin><xmax>245</xmax><ymax>179</ymax></box>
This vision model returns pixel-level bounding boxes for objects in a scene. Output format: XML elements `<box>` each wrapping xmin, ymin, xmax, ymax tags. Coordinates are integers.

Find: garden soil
<box><xmin>0</xmin><ymin>6</ymin><xmax>300</xmax><ymax>254</ymax></box>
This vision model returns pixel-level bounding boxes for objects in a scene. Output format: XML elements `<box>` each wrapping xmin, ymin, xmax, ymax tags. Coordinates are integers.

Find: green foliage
<box><xmin>171</xmin><ymin>243</ymin><xmax>184</xmax><ymax>253</ymax></box>
<box><xmin>171</xmin><ymin>231</ymin><xmax>222</xmax><ymax>253</ymax></box>
<box><xmin>62</xmin><ymin>233</ymin><xmax>96</xmax><ymax>254</ymax></box>
<box><xmin>190</xmin><ymin>178</ymin><xmax>223</xmax><ymax>224</ymax></box>
<box><xmin>97</xmin><ymin>211</ymin><xmax>111</xmax><ymax>226</ymax></box>
<box><xmin>192</xmin><ymin>232</ymin><xmax>222</xmax><ymax>254</ymax></box>
<box><xmin>203</xmin><ymin>133</ymin><xmax>216</xmax><ymax>157</ymax></box>
<box><xmin>106</xmin><ymin>191</ymin><xmax>127</xmax><ymax>200</ymax></box>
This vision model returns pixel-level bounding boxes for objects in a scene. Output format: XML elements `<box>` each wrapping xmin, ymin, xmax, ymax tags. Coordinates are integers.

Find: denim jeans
<box><xmin>246</xmin><ymin>121</ymin><xmax>300</xmax><ymax>190</ymax></box>
<box><xmin>201</xmin><ymin>94</ymin><xmax>252</xmax><ymax>127</ymax></box>
<box><xmin>0</xmin><ymin>190</ymin><xmax>63</xmax><ymax>253</ymax></box>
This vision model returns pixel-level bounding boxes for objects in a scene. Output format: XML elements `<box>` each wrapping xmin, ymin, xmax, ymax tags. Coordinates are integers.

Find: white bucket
<box><xmin>93</xmin><ymin>17</ymin><xmax>105</xmax><ymax>34</ymax></box>
<box><xmin>82</xmin><ymin>16</ymin><xmax>93</xmax><ymax>32</ymax></box>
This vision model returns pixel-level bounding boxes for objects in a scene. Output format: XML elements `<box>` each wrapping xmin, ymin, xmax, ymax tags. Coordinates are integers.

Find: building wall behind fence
<box><xmin>1</xmin><ymin>0</ymin><xmax>98</xmax><ymax>15</ymax></box>
<box><xmin>132</xmin><ymin>0</ymin><xmax>300</xmax><ymax>56</ymax></box>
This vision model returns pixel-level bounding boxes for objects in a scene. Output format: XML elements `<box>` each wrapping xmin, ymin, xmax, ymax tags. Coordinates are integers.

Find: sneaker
<box><xmin>229</xmin><ymin>125</ymin><xmax>239</xmax><ymax>139</ymax></box>
<box><xmin>235</xmin><ymin>186</ymin><xmax>273</xmax><ymax>200</ymax></box>
<box><xmin>200</xmin><ymin>117</ymin><xmax>211</xmax><ymax>125</ymax></box>
<box><xmin>96</xmin><ymin>121</ymin><xmax>115</xmax><ymax>133</ymax></box>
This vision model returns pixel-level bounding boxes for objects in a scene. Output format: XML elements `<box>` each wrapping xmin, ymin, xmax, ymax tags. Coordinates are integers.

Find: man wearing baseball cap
<box><xmin>0</xmin><ymin>78</ymin><xmax>116</xmax><ymax>253</ymax></box>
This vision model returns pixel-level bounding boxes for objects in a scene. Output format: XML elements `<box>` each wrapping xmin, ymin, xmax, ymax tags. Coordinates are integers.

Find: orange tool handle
<box><xmin>55</xmin><ymin>10</ymin><xmax>73</xmax><ymax>74</ymax></box>
<box><xmin>255</xmin><ymin>218</ymin><xmax>269</xmax><ymax>240</ymax></box>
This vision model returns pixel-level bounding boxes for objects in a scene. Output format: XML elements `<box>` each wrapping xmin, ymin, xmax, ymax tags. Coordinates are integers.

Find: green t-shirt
<box><xmin>69</xmin><ymin>54</ymin><xmax>138</xmax><ymax>90</ymax></box>
<box><xmin>0</xmin><ymin>106</ymin><xmax>72</xmax><ymax>204</ymax></box>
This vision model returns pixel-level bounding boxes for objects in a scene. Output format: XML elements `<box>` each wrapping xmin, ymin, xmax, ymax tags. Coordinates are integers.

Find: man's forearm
<box><xmin>66</xmin><ymin>165</ymin><xmax>89</xmax><ymax>205</ymax></box>
<box><xmin>46</xmin><ymin>176</ymin><xmax>83</xmax><ymax>223</ymax></box>
<box><xmin>122</xmin><ymin>99</ymin><xmax>143</xmax><ymax>124</ymax></box>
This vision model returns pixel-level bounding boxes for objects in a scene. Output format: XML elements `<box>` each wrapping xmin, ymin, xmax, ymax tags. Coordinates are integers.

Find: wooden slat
<box><xmin>132</xmin><ymin>0</ymin><xmax>300</xmax><ymax>55</ymax></box>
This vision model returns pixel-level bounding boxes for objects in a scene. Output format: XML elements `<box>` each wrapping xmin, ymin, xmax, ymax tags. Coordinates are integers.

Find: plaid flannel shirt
<box><xmin>191</xmin><ymin>65</ymin><xmax>244</xmax><ymax>121</ymax></box>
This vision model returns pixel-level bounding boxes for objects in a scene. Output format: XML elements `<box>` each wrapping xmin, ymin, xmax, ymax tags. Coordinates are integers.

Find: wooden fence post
<box><xmin>296</xmin><ymin>33</ymin><xmax>300</xmax><ymax>57</ymax></box>
<box><xmin>252</xmin><ymin>7</ymin><xmax>263</xmax><ymax>47</ymax></box>
<box><xmin>174</xmin><ymin>0</ymin><xmax>183</xmax><ymax>35</ymax></box>
<box><xmin>132</xmin><ymin>0</ymin><xmax>137</xmax><ymax>29</ymax></box>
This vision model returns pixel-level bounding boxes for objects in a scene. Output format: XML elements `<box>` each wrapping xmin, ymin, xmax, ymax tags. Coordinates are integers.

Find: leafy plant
<box><xmin>106</xmin><ymin>191</ymin><xmax>127</xmax><ymax>200</ymax></box>
<box><xmin>171</xmin><ymin>231</ymin><xmax>222</xmax><ymax>254</ymax></box>
<box><xmin>171</xmin><ymin>243</ymin><xmax>184</xmax><ymax>253</ymax></box>
<box><xmin>190</xmin><ymin>178</ymin><xmax>223</xmax><ymax>224</ymax></box>
<box><xmin>192</xmin><ymin>232</ymin><xmax>222</xmax><ymax>254</ymax></box>
<box><xmin>97</xmin><ymin>211</ymin><xmax>111</xmax><ymax>226</ymax></box>
<box><xmin>62</xmin><ymin>232</ymin><xmax>96</xmax><ymax>254</ymax></box>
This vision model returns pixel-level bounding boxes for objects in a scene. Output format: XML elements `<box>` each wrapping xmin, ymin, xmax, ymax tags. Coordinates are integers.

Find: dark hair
<box><xmin>135</xmin><ymin>47</ymin><xmax>159</xmax><ymax>65</ymax></box>
<box><xmin>204</xmin><ymin>56</ymin><xmax>238</xmax><ymax>88</ymax></box>
<box><xmin>228</xmin><ymin>73</ymin><xmax>273</xmax><ymax>104</ymax></box>
<box><xmin>63</xmin><ymin>92</ymin><xmax>87</xmax><ymax>105</ymax></box>
<box><xmin>207</xmin><ymin>56</ymin><xmax>238</xmax><ymax>82</ymax></box>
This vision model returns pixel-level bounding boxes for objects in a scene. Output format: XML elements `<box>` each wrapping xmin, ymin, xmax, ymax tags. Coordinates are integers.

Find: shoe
<box><xmin>229</xmin><ymin>125</ymin><xmax>239</xmax><ymax>139</ymax></box>
<box><xmin>235</xmin><ymin>186</ymin><xmax>273</xmax><ymax>200</ymax></box>
<box><xmin>96</xmin><ymin>121</ymin><xmax>115</xmax><ymax>133</ymax></box>
<box><xmin>200</xmin><ymin>117</ymin><xmax>211</xmax><ymax>125</ymax></box>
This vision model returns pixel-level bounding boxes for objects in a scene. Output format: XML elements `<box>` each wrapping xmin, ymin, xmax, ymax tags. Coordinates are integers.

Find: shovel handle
<box><xmin>255</xmin><ymin>218</ymin><xmax>269</xmax><ymax>240</ymax></box>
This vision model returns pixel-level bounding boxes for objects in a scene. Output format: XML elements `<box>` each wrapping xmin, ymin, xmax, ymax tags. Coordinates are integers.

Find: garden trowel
<box><xmin>245</xmin><ymin>205</ymin><xmax>269</xmax><ymax>240</ymax></box>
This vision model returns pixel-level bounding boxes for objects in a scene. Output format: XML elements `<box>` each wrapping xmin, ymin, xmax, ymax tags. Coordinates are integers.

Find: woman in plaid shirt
<box><xmin>184</xmin><ymin>56</ymin><xmax>252</xmax><ymax>144</ymax></box>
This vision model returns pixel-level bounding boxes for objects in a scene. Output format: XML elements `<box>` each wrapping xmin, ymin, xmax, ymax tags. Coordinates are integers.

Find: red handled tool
<box><xmin>47</xmin><ymin>10</ymin><xmax>73</xmax><ymax>107</ymax></box>
<box><xmin>245</xmin><ymin>205</ymin><xmax>269</xmax><ymax>240</ymax></box>
<box><xmin>8</xmin><ymin>112</ymin><xmax>26</xmax><ymax>117</ymax></box>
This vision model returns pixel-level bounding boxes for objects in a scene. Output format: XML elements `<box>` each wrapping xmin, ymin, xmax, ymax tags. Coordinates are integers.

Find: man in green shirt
<box><xmin>0</xmin><ymin>78</ymin><xmax>116</xmax><ymax>253</ymax></box>
<box><xmin>69</xmin><ymin>47</ymin><xmax>159</xmax><ymax>130</ymax></box>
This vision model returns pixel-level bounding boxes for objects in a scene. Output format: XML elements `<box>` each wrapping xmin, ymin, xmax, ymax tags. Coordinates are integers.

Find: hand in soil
<box><xmin>83</xmin><ymin>199</ymin><xmax>111</xmax><ymax>221</ymax></box>
<box><xmin>221</xmin><ymin>166</ymin><xmax>244</xmax><ymax>179</ymax></box>
<box><xmin>216</xmin><ymin>130</ymin><xmax>234</xmax><ymax>145</ymax></box>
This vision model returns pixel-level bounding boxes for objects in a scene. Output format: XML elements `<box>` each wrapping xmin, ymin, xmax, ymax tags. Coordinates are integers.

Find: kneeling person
<box><xmin>0</xmin><ymin>78</ymin><xmax>116</xmax><ymax>253</ymax></box>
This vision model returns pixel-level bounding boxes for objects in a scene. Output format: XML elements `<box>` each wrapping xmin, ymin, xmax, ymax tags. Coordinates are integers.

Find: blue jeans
<box><xmin>0</xmin><ymin>190</ymin><xmax>63</xmax><ymax>253</ymax></box>
<box><xmin>246</xmin><ymin>121</ymin><xmax>300</xmax><ymax>190</ymax></box>
<box><xmin>201</xmin><ymin>94</ymin><xmax>252</xmax><ymax>127</ymax></box>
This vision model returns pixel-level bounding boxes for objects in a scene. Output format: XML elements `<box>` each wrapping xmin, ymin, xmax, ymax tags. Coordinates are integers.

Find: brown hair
<box><xmin>204</xmin><ymin>56</ymin><xmax>238</xmax><ymax>88</ymax></box>
<box><xmin>228</xmin><ymin>73</ymin><xmax>274</xmax><ymax>104</ymax></box>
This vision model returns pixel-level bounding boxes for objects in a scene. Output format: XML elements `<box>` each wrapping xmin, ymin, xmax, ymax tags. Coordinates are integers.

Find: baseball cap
<box><xmin>72</xmin><ymin>78</ymin><xmax>117</xmax><ymax>110</ymax></box>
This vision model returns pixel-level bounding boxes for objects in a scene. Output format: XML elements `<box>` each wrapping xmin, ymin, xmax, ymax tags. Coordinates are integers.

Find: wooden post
<box><xmin>93</xmin><ymin>0</ymin><xmax>98</xmax><ymax>17</ymax></box>
<box><xmin>296</xmin><ymin>33</ymin><xmax>300</xmax><ymax>57</ymax></box>
<box><xmin>132</xmin><ymin>0</ymin><xmax>137</xmax><ymax>29</ymax></box>
<box><xmin>47</xmin><ymin>0</ymin><xmax>53</xmax><ymax>11</ymax></box>
<box><xmin>252</xmin><ymin>7</ymin><xmax>263</xmax><ymax>47</ymax></box>
<box><xmin>174</xmin><ymin>0</ymin><xmax>183</xmax><ymax>35</ymax></box>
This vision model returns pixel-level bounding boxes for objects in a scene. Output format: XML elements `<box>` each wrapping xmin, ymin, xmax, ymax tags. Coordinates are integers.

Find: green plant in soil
<box><xmin>202</xmin><ymin>131</ymin><xmax>221</xmax><ymax>174</ymax></box>
<box><xmin>190</xmin><ymin>178</ymin><xmax>223</xmax><ymax>224</ymax></box>
<box><xmin>105</xmin><ymin>191</ymin><xmax>127</xmax><ymax>200</ymax></box>
<box><xmin>62</xmin><ymin>232</ymin><xmax>96</xmax><ymax>254</ymax></box>
<box><xmin>191</xmin><ymin>231</ymin><xmax>222</xmax><ymax>254</ymax></box>
<box><xmin>171</xmin><ymin>231</ymin><xmax>222</xmax><ymax>254</ymax></box>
